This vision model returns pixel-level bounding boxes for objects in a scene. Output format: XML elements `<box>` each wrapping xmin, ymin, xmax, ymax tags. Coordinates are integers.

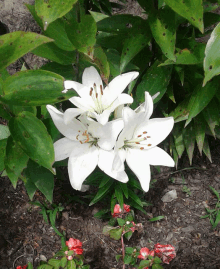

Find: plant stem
<box><xmin>121</xmin><ymin>234</ymin><xmax>125</xmax><ymax>269</ymax></box>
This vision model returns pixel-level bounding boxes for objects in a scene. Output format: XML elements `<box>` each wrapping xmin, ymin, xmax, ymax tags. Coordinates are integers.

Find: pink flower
<box><xmin>67</xmin><ymin>256</ymin><xmax>73</xmax><ymax>261</ymax></box>
<box><xmin>154</xmin><ymin>243</ymin><xmax>176</xmax><ymax>264</ymax></box>
<box><xmin>112</xmin><ymin>204</ymin><xmax>130</xmax><ymax>218</ymax></box>
<box><xmin>138</xmin><ymin>247</ymin><xmax>150</xmax><ymax>260</ymax></box>
<box><xmin>66</xmin><ymin>238</ymin><xmax>83</xmax><ymax>255</ymax></box>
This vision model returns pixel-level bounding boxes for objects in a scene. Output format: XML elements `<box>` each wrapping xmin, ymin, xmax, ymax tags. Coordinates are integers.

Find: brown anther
<box><xmin>140</xmin><ymin>147</ymin><xmax>144</xmax><ymax>150</ymax></box>
<box><xmin>137</xmin><ymin>135</ymin><xmax>142</xmax><ymax>137</ymax></box>
<box><xmin>76</xmin><ymin>135</ymin><xmax>79</xmax><ymax>140</ymax></box>
<box><xmin>96</xmin><ymin>93</ymin><xmax>98</xmax><ymax>98</ymax></box>
<box><xmin>147</xmin><ymin>136</ymin><xmax>151</xmax><ymax>138</ymax></box>
<box><xmin>143</xmin><ymin>131</ymin><xmax>147</xmax><ymax>134</ymax></box>
<box><xmin>78</xmin><ymin>130</ymin><xmax>81</xmax><ymax>132</ymax></box>
<box><xmin>90</xmin><ymin>88</ymin><xmax>93</xmax><ymax>96</ymax></box>
<box><xmin>94</xmin><ymin>83</ymin><xmax>96</xmax><ymax>87</ymax></box>
<box><xmin>135</xmin><ymin>142</ymin><xmax>140</xmax><ymax>144</ymax></box>
<box><xmin>144</xmin><ymin>137</ymin><xmax>147</xmax><ymax>140</ymax></box>
<box><xmin>100</xmin><ymin>85</ymin><xmax>103</xmax><ymax>95</ymax></box>
<box><xmin>148</xmin><ymin>144</ymin><xmax>152</xmax><ymax>146</ymax></box>
<box><xmin>79</xmin><ymin>141</ymin><xmax>83</xmax><ymax>144</ymax></box>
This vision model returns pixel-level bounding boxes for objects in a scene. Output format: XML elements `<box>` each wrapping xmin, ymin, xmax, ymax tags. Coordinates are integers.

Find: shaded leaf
<box><xmin>202</xmin><ymin>137</ymin><xmax>212</xmax><ymax>163</ymax></box>
<box><xmin>202</xmin><ymin>98</ymin><xmax>219</xmax><ymax>137</ymax></box>
<box><xmin>172</xmin><ymin>122</ymin><xmax>185</xmax><ymax>158</ymax></box>
<box><xmin>183</xmin><ymin>123</ymin><xmax>195</xmax><ymax>165</ymax></box>
<box><xmin>109</xmin><ymin>227</ymin><xmax>123</xmax><ymax>240</ymax></box>
<box><xmin>0</xmin><ymin>139</ymin><xmax>7</xmax><ymax>171</ymax></box>
<box><xmin>193</xmin><ymin>113</ymin><xmax>206</xmax><ymax>155</ymax></box>
<box><xmin>0</xmin><ymin>124</ymin><xmax>10</xmax><ymax>140</ymax></box>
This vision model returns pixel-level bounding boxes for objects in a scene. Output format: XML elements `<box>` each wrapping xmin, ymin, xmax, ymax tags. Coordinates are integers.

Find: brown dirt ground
<box><xmin>1</xmin><ymin>1</ymin><xmax>220</xmax><ymax>268</ymax></box>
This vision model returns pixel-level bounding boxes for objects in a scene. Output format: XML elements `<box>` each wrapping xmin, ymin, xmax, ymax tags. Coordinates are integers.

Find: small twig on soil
<box><xmin>13</xmin><ymin>253</ymin><xmax>25</xmax><ymax>269</ymax></box>
<box><xmin>92</xmin><ymin>232</ymin><xmax>117</xmax><ymax>254</ymax></box>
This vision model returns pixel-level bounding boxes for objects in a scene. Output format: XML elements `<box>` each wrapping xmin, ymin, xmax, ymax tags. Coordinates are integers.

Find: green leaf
<box><xmin>160</xmin><ymin>44</ymin><xmax>205</xmax><ymax>66</ymax></box>
<box><xmin>120</xmin><ymin>32</ymin><xmax>151</xmax><ymax>72</ymax></box>
<box><xmin>202</xmin><ymin>137</ymin><xmax>212</xmax><ymax>163</ymax></box>
<box><xmin>164</xmin><ymin>0</ymin><xmax>204</xmax><ymax>33</ymax></box>
<box><xmin>109</xmin><ymin>227</ymin><xmax>123</xmax><ymax>240</ymax></box>
<box><xmin>193</xmin><ymin>114</ymin><xmax>206</xmax><ymax>155</ymax></box>
<box><xmin>89</xmin><ymin>178</ymin><xmax>114</xmax><ymax>206</ymax></box>
<box><xmin>185</xmin><ymin>80</ymin><xmax>218</xmax><ymax>126</ymax></box>
<box><xmin>119</xmin><ymin>182</ymin><xmax>129</xmax><ymax>199</ymax></box>
<box><xmin>139</xmin><ymin>260</ymin><xmax>151</xmax><ymax>268</ymax></box>
<box><xmin>115</xmin><ymin>254</ymin><xmax>122</xmax><ymax>262</ymax></box>
<box><xmin>149</xmin><ymin>6</ymin><xmax>176</xmax><ymax>61</ymax></box>
<box><xmin>41</xmin><ymin>62</ymin><xmax>75</xmax><ymax>80</ymax></box>
<box><xmin>27</xmin><ymin>4</ymin><xmax>75</xmax><ymax>51</ymax></box>
<box><xmin>152</xmin><ymin>264</ymin><xmax>164</xmax><ymax>269</ymax></box>
<box><xmin>0</xmin><ymin>139</ymin><xmax>7</xmax><ymax>171</ymax></box>
<box><xmin>127</xmin><ymin>189</ymin><xmax>143</xmax><ymax>207</ymax></box>
<box><xmin>183</xmin><ymin>123</ymin><xmax>195</xmax><ymax>165</ymax></box>
<box><xmin>35</xmin><ymin>0</ymin><xmax>78</xmax><ymax>30</ymax></box>
<box><xmin>5</xmin><ymin>136</ymin><xmax>29</xmax><ymax>188</ymax></box>
<box><xmin>125</xmin><ymin>247</ymin><xmax>134</xmax><ymax>255</ymax></box>
<box><xmin>89</xmin><ymin>11</ymin><xmax>109</xmax><ymax>22</ymax></box>
<box><xmin>60</xmin><ymin>257</ymin><xmax>67</xmax><ymax>268</ymax></box>
<box><xmin>203</xmin><ymin>23</ymin><xmax>220</xmax><ymax>86</ymax></box>
<box><xmin>92</xmin><ymin>46</ymin><xmax>110</xmax><ymax>83</ymax></box>
<box><xmin>115</xmin><ymin>187</ymin><xmax>124</xmax><ymax>210</ymax></box>
<box><xmin>117</xmin><ymin>218</ymin><xmax>126</xmax><ymax>226</ymax></box>
<box><xmin>48</xmin><ymin>258</ymin><xmax>60</xmax><ymax>269</ymax></box>
<box><xmin>124</xmin><ymin>230</ymin><xmax>133</xmax><ymax>241</ymax></box>
<box><xmin>9</xmin><ymin>111</ymin><xmax>55</xmax><ymax>172</ymax></box>
<box><xmin>0</xmin><ymin>124</ymin><xmax>10</xmax><ymax>140</ymax></box>
<box><xmin>202</xmin><ymin>98</ymin><xmax>219</xmax><ymax>137</ymax></box>
<box><xmin>169</xmin><ymin>97</ymin><xmax>190</xmax><ymax>123</ymax></box>
<box><xmin>67</xmin><ymin>260</ymin><xmax>76</xmax><ymax>269</ymax></box>
<box><xmin>0</xmin><ymin>104</ymin><xmax>11</xmax><ymax>120</ymax></box>
<box><xmin>149</xmin><ymin>215</ymin><xmax>164</xmax><ymax>222</ymax></box>
<box><xmin>24</xmin><ymin>175</ymin><xmax>37</xmax><ymax>200</ymax></box>
<box><xmin>172</xmin><ymin>122</ymin><xmax>185</xmax><ymax>158</ymax></box>
<box><xmin>213</xmin><ymin>211</ymin><xmax>220</xmax><ymax>229</ymax></box>
<box><xmin>66</xmin><ymin>15</ymin><xmax>97</xmax><ymax>54</ymax></box>
<box><xmin>27</xmin><ymin>262</ymin><xmax>33</xmax><ymax>269</ymax></box>
<box><xmin>32</xmin><ymin>42</ymin><xmax>77</xmax><ymax>65</ymax></box>
<box><xmin>25</xmin><ymin>160</ymin><xmax>54</xmax><ymax>203</ymax></box>
<box><xmin>209</xmin><ymin>185</ymin><xmax>220</xmax><ymax>200</ymax></box>
<box><xmin>1</xmin><ymin>70</ymin><xmax>76</xmax><ymax>106</ymax></box>
<box><xmin>124</xmin><ymin>254</ymin><xmax>132</xmax><ymax>265</ymax></box>
<box><xmin>136</xmin><ymin>60</ymin><xmax>172</xmax><ymax>104</ymax></box>
<box><xmin>0</xmin><ymin>31</ymin><xmax>52</xmax><ymax>70</ymax></box>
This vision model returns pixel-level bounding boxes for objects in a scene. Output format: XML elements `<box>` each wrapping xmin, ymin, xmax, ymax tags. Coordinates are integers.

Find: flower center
<box><xmin>89</xmin><ymin>83</ymin><xmax>104</xmax><ymax>114</ymax></box>
<box><xmin>123</xmin><ymin>131</ymin><xmax>152</xmax><ymax>150</ymax></box>
<box><xmin>76</xmin><ymin>130</ymin><xmax>98</xmax><ymax>147</ymax></box>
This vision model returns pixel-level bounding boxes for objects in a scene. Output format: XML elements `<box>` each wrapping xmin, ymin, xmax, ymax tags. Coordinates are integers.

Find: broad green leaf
<box><xmin>125</xmin><ymin>247</ymin><xmax>134</xmax><ymax>254</ymax></box>
<box><xmin>32</xmin><ymin>42</ymin><xmax>77</xmax><ymax>65</ymax></box>
<box><xmin>120</xmin><ymin>32</ymin><xmax>151</xmax><ymax>72</ymax></box>
<box><xmin>185</xmin><ymin>80</ymin><xmax>218</xmax><ymax>126</ymax></box>
<box><xmin>109</xmin><ymin>227</ymin><xmax>123</xmax><ymax>240</ymax></box>
<box><xmin>66</xmin><ymin>15</ymin><xmax>96</xmax><ymax>54</ymax></box>
<box><xmin>149</xmin><ymin>6</ymin><xmax>176</xmax><ymax>61</ymax></box>
<box><xmin>202</xmin><ymin>137</ymin><xmax>212</xmax><ymax>163</ymax></box>
<box><xmin>67</xmin><ymin>260</ymin><xmax>76</xmax><ymax>269</ymax></box>
<box><xmin>60</xmin><ymin>257</ymin><xmax>67</xmax><ymax>268</ymax></box>
<box><xmin>160</xmin><ymin>43</ymin><xmax>205</xmax><ymax>66</ymax></box>
<box><xmin>24</xmin><ymin>175</ymin><xmax>38</xmax><ymax>200</ymax></box>
<box><xmin>172</xmin><ymin>122</ymin><xmax>185</xmax><ymax>158</ymax></box>
<box><xmin>204</xmin><ymin>12</ymin><xmax>220</xmax><ymax>29</ymax></box>
<box><xmin>117</xmin><ymin>218</ymin><xmax>126</xmax><ymax>226</ymax></box>
<box><xmin>97</xmin><ymin>32</ymin><xmax>127</xmax><ymax>52</ymax></box>
<box><xmin>0</xmin><ymin>139</ymin><xmax>7</xmax><ymax>171</ymax></box>
<box><xmin>43</xmin><ymin>118</ymin><xmax>61</xmax><ymax>142</ymax></box>
<box><xmin>48</xmin><ymin>258</ymin><xmax>60</xmax><ymax>269</ymax></box>
<box><xmin>169</xmin><ymin>97</ymin><xmax>190</xmax><ymax>123</ymax></box>
<box><xmin>89</xmin><ymin>11</ymin><xmax>109</xmax><ymax>22</ymax></box>
<box><xmin>5</xmin><ymin>137</ymin><xmax>29</xmax><ymax>188</ymax></box>
<box><xmin>27</xmin><ymin>4</ymin><xmax>75</xmax><ymax>51</ymax></box>
<box><xmin>0</xmin><ymin>124</ymin><xmax>10</xmax><ymax>140</ymax></box>
<box><xmin>124</xmin><ymin>254</ymin><xmax>132</xmax><ymax>265</ymax></box>
<box><xmin>41</xmin><ymin>62</ymin><xmax>75</xmax><ymax>80</ymax></box>
<box><xmin>97</xmin><ymin>14</ymin><xmax>144</xmax><ymax>34</ymax></box>
<box><xmin>203</xmin><ymin>23</ymin><xmax>220</xmax><ymax>86</ymax></box>
<box><xmin>115</xmin><ymin>187</ymin><xmax>124</xmax><ymax>210</ymax></box>
<box><xmin>27</xmin><ymin>262</ymin><xmax>33</xmax><ymax>269</ymax></box>
<box><xmin>193</xmin><ymin>114</ymin><xmax>206</xmax><ymax>155</ymax></box>
<box><xmin>9</xmin><ymin>105</ymin><xmax>37</xmax><ymax>116</ymax></box>
<box><xmin>152</xmin><ymin>263</ymin><xmax>164</xmax><ymax>269</ymax></box>
<box><xmin>139</xmin><ymin>260</ymin><xmax>151</xmax><ymax>267</ymax></box>
<box><xmin>1</xmin><ymin>70</ymin><xmax>77</xmax><ymax>106</ymax></box>
<box><xmin>202</xmin><ymin>99</ymin><xmax>219</xmax><ymax>137</ymax></box>
<box><xmin>164</xmin><ymin>0</ymin><xmax>204</xmax><ymax>33</ymax></box>
<box><xmin>183</xmin><ymin>123</ymin><xmax>195</xmax><ymax>165</ymax></box>
<box><xmin>35</xmin><ymin>0</ymin><xmax>78</xmax><ymax>30</ymax></box>
<box><xmin>136</xmin><ymin>60</ymin><xmax>172</xmax><ymax>104</ymax></box>
<box><xmin>25</xmin><ymin>160</ymin><xmax>54</xmax><ymax>203</ymax></box>
<box><xmin>0</xmin><ymin>31</ymin><xmax>52</xmax><ymax>70</ymax></box>
<box><xmin>9</xmin><ymin>111</ymin><xmax>54</xmax><ymax>172</ymax></box>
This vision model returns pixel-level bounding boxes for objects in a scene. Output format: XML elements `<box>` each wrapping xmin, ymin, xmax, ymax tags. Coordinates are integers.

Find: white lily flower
<box><xmin>64</xmin><ymin>66</ymin><xmax>139</xmax><ymax>125</ymax></box>
<box><xmin>46</xmin><ymin>105</ymin><xmax>128</xmax><ymax>191</ymax></box>
<box><xmin>112</xmin><ymin>92</ymin><xmax>175</xmax><ymax>192</ymax></box>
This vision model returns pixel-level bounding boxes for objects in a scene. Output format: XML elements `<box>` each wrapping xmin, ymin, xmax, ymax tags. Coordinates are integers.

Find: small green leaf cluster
<box><xmin>200</xmin><ymin>186</ymin><xmax>220</xmax><ymax>229</ymax></box>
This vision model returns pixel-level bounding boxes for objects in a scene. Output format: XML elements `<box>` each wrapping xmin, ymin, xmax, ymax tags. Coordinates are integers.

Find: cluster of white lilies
<box><xmin>46</xmin><ymin>66</ymin><xmax>174</xmax><ymax>192</ymax></box>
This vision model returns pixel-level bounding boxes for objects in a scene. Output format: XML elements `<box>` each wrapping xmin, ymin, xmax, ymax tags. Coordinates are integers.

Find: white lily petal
<box><xmin>147</xmin><ymin>146</ymin><xmax>175</xmax><ymax>167</ymax></box>
<box><xmin>64</xmin><ymin>81</ymin><xmax>90</xmax><ymax>98</ymax></box>
<box><xmin>126</xmin><ymin>148</ymin><xmax>151</xmax><ymax>192</ymax></box>
<box><xmin>92</xmin><ymin>109</ymin><xmax>112</xmax><ymax>125</ymax></box>
<box><xmin>68</xmin><ymin>143</ymin><xmax>99</xmax><ymax>190</ymax></box>
<box><xmin>54</xmin><ymin>138</ymin><xmax>77</xmax><ymax>161</ymax></box>
<box><xmin>143</xmin><ymin>92</ymin><xmax>153</xmax><ymax>120</ymax></box>
<box><xmin>82</xmin><ymin>66</ymin><xmax>103</xmax><ymax>90</ymax></box>
<box><xmin>102</xmin><ymin>71</ymin><xmax>139</xmax><ymax>106</ymax></box>
<box><xmin>63</xmin><ymin>108</ymin><xmax>84</xmax><ymax>124</ymax></box>
<box><xmin>112</xmin><ymin>149</ymin><xmax>126</xmax><ymax>172</ymax></box>
<box><xmin>105</xmin><ymin>93</ymin><xmax>133</xmax><ymax>114</ymax></box>
<box><xmin>98</xmin><ymin>149</ymin><xmax>128</xmax><ymax>183</ymax></box>
<box><xmin>69</xmin><ymin>96</ymin><xmax>95</xmax><ymax>111</ymax></box>
<box><xmin>114</xmin><ymin>104</ymin><xmax>124</xmax><ymax>119</ymax></box>
<box><xmin>46</xmin><ymin>105</ymin><xmax>85</xmax><ymax>140</ymax></box>
<box><xmin>133</xmin><ymin>117</ymin><xmax>174</xmax><ymax>148</ymax></box>
<box><xmin>88</xmin><ymin>119</ymin><xmax>124</xmax><ymax>150</ymax></box>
